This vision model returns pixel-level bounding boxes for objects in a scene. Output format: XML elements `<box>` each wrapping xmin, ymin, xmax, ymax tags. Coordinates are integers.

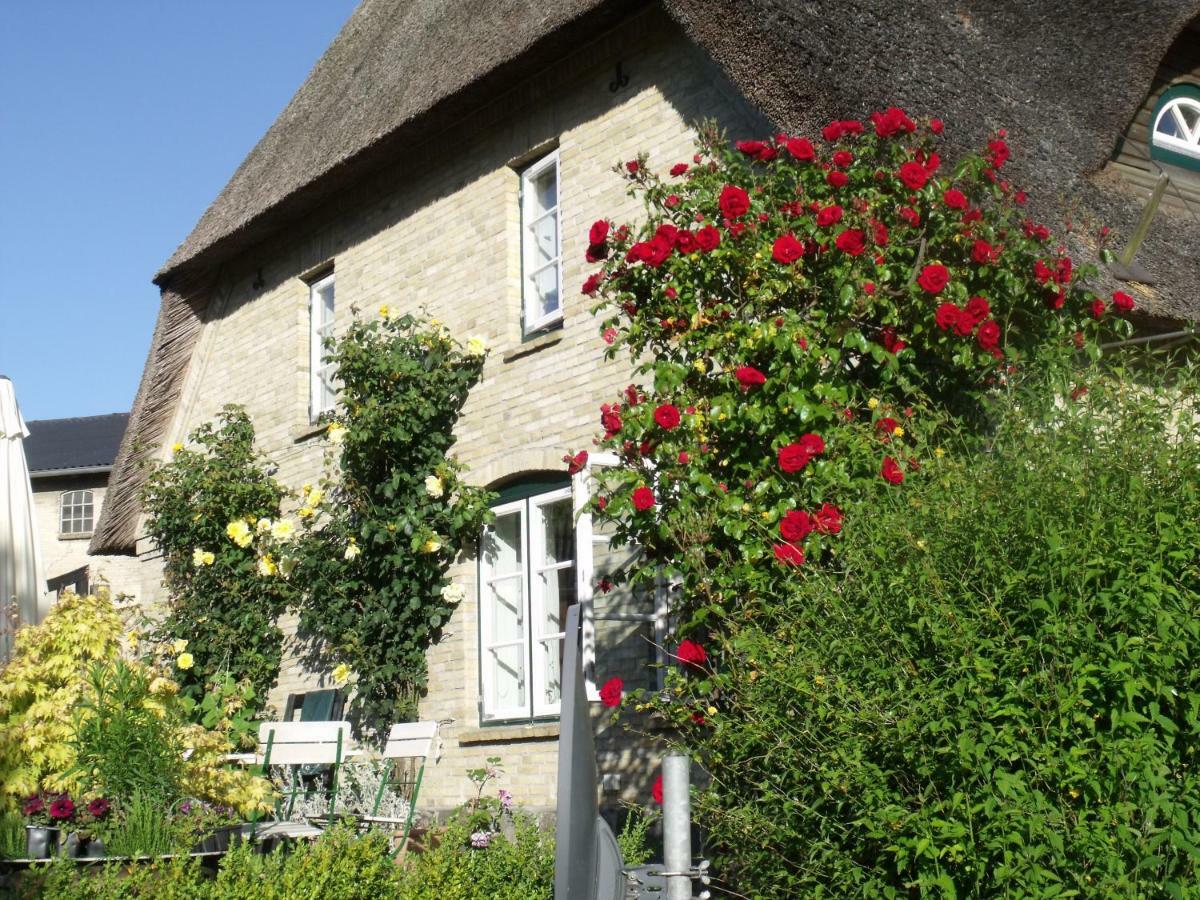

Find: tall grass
<box><xmin>102</xmin><ymin>791</ymin><xmax>179</xmax><ymax>858</ymax></box>
<box><xmin>0</xmin><ymin>809</ymin><xmax>25</xmax><ymax>859</ymax></box>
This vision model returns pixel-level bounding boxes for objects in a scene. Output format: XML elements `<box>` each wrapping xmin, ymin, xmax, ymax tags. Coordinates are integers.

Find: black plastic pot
<box><xmin>191</xmin><ymin>823</ymin><xmax>246</xmax><ymax>854</ymax></box>
<box><xmin>25</xmin><ymin>826</ymin><xmax>60</xmax><ymax>859</ymax></box>
<box><xmin>63</xmin><ymin>832</ymin><xmax>107</xmax><ymax>859</ymax></box>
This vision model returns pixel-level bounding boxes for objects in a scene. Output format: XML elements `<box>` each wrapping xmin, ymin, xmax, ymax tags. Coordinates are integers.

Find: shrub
<box><xmin>645</xmin><ymin>363</ymin><xmax>1200</xmax><ymax>896</ymax></box>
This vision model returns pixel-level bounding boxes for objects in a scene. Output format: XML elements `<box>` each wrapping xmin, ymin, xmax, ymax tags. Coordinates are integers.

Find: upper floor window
<box><xmin>477</xmin><ymin>461</ymin><xmax>665</xmax><ymax>724</ymax></box>
<box><xmin>520</xmin><ymin>150</ymin><xmax>562</xmax><ymax>335</ymax></box>
<box><xmin>1150</xmin><ymin>85</ymin><xmax>1200</xmax><ymax>172</ymax></box>
<box><xmin>309</xmin><ymin>271</ymin><xmax>337</xmax><ymax>421</ymax></box>
<box><xmin>60</xmin><ymin>490</ymin><xmax>94</xmax><ymax>536</ymax></box>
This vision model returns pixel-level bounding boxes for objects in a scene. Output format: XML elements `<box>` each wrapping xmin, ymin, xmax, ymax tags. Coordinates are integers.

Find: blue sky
<box><xmin>0</xmin><ymin>2</ymin><xmax>358</xmax><ymax>422</ymax></box>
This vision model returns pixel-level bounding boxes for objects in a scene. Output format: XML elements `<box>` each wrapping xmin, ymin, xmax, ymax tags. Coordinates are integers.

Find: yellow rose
<box><xmin>171</xmin><ymin>442</ymin><xmax>184</xmax><ymax>454</ymax></box>
<box><xmin>172</xmin><ymin>638</ymin><xmax>189</xmax><ymax>654</ymax></box>
<box><xmin>226</xmin><ymin>520</ymin><xmax>253</xmax><ymax>548</ymax></box>
<box><xmin>867</xmin><ymin>398</ymin><xmax>880</xmax><ymax>410</ymax></box>
<box><xmin>465</xmin><ymin>336</ymin><xmax>487</xmax><ymax>357</ymax></box>
<box><xmin>278</xmin><ymin>555</ymin><xmax>297</xmax><ymax>577</ymax></box>
<box><xmin>176</xmin><ymin>652</ymin><xmax>194</xmax><ymax>671</ymax></box>
<box><xmin>256</xmin><ymin>555</ymin><xmax>277</xmax><ymax>577</ymax></box>
<box><xmin>420</xmin><ymin>537</ymin><xmax>442</xmax><ymax>554</ymax></box>
<box><xmin>379</xmin><ymin>304</ymin><xmax>391</xmax><ymax>318</ymax></box>
<box><xmin>424</xmin><ymin>475</ymin><xmax>445</xmax><ymax>498</ymax></box>
<box><xmin>344</xmin><ymin>539</ymin><xmax>361</xmax><ymax>561</ymax></box>
<box><xmin>256</xmin><ymin>518</ymin><xmax>273</xmax><ymax>535</ymax></box>
<box><xmin>326</xmin><ymin>423</ymin><xmax>347</xmax><ymax>445</ymax></box>
<box><xmin>192</xmin><ymin>548</ymin><xmax>213</xmax><ymax>567</ymax></box>
<box><xmin>271</xmin><ymin>519</ymin><xmax>295</xmax><ymax>542</ymax></box>
<box><xmin>332</xmin><ymin>663</ymin><xmax>352</xmax><ymax>685</ymax></box>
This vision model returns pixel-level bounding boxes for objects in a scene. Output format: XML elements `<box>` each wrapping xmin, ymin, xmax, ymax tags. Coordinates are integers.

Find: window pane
<box><xmin>489</xmin><ymin>645</ymin><xmax>526</xmax><ymax>711</ymax></box>
<box><xmin>531</xmin><ymin>166</ymin><xmax>556</xmax><ymax>215</ymax></box>
<box><xmin>319</xmin><ymin>282</ymin><xmax>335</xmax><ymax>325</ymax></box>
<box><xmin>540</xmin><ymin>499</ymin><xmax>574</xmax><ymax>565</ymax></box>
<box><xmin>488</xmin><ymin>575</ymin><xmax>525</xmax><ymax>644</ymax></box>
<box><xmin>532</xmin><ymin>266</ymin><xmax>560</xmax><ymax>320</ymax></box>
<box><xmin>531</xmin><ymin>213</ymin><xmax>557</xmax><ymax>268</ymax></box>
<box><xmin>1158</xmin><ymin>112</ymin><xmax>1181</xmax><ymax>138</ymax></box>
<box><xmin>483</xmin><ymin>511</ymin><xmax>522</xmax><ymax>575</ymax></box>
<box><xmin>539</xmin><ymin>636</ymin><xmax>563</xmax><ymax>706</ymax></box>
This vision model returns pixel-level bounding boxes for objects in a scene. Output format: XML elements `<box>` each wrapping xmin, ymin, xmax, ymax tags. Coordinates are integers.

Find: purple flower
<box><xmin>87</xmin><ymin>798</ymin><xmax>110</xmax><ymax>819</ymax></box>
<box><xmin>498</xmin><ymin>789</ymin><xmax>513</xmax><ymax>811</ymax></box>
<box><xmin>48</xmin><ymin>795</ymin><xmax>75</xmax><ymax>821</ymax></box>
<box><xmin>469</xmin><ymin>830</ymin><xmax>492</xmax><ymax>849</ymax></box>
<box><xmin>23</xmin><ymin>795</ymin><xmax>44</xmax><ymax>817</ymax></box>
<box><xmin>179</xmin><ymin>801</ymin><xmax>193</xmax><ymax>815</ymax></box>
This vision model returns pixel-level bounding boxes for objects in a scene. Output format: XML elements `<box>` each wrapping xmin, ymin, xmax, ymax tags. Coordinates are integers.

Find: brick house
<box><xmin>92</xmin><ymin>0</ymin><xmax>1200</xmax><ymax>816</ymax></box>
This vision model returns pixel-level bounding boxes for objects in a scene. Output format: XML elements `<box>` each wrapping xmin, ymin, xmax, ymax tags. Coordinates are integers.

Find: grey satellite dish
<box><xmin>554</xmin><ymin>604</ymin><xmax>625</xmax><ymax>900</ymax></box>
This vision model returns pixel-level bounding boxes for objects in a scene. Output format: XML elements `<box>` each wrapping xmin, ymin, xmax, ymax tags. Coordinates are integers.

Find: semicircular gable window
<box><xmin>1150</xmin><ymin>85</ymin><xmax>1200</xmax><ymax>172</ymax></box>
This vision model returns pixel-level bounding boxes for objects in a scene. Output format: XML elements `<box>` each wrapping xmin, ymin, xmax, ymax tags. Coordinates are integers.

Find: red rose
<box><xmin>871</xmin><ymin>219</ymin><xmax>889</xmax><ymax>246</ymax></box>
<box><xmin>1091</xmin><ymin>298</ymin><xmax>1108</xmax><ymax>319</ymax></box>
<box><xmin>678</xmin><ymin>451</ymin><xmax>689</xmax><ymax>464</ymax></box>
<box><xmin>675</xmin><ymin>231</ymin><xmax>699</xmax><ymax>255</ymax></box>
<box><xmin>735</xmin><ymin>365</ymin><xmax>766</xmax><ymax>391</ymax></box>
<box><xmin>935</xmin><ymin>302</ymin><xmax>960</xmax><ymax>331</ymax></box>
<box><xmin>670</xmin><ymin>163</ymin><xmax>688</xmax><ymax>177</ymax></box>
<box><xmin>654</xmin><ymin>404</ymin><xmax>681</xmax><ymax>430</ymax></box>
<box><xmin>581</xmin><ymin>273</ymin><xmax>603</xmax><ymax>296</ymax></box>
<box><xmin>719</xmin><ymin>184</ymin><xmax>751</xmax><ymax>218</ymax></box>
<box><xmin>876</xmin><ymin>416</ymin><xmax>899</xmax><ymax>437</ymax></box>
<box><xmin>737</xmin><ymin>139</ymin><xmax>768</xmax><ymax>158</ymax></box>
<box><xmin>772</xmin><ymin>233</ymin><xmax>805</xmax><ymax>264</ymax></box>
<box><xmin>929</xmin><ymin>118</ymin><xmax>945</xmax><ymax>134</ymax></box>
<box><xmin>625</xmin><ymin>160</ymin><xmax>640</xmax><ymax>174</ymax></box>
<box><xmin>988</xmin><ymin>138</ymin><xmax>1010</xmax><ymax>168</ymax></box>
<box><xmin>834</xmin><ymin>229</ymin><xmax>866</xmax><ymax>256</ymax></box>
<box><xmin>798</xmin><ymin>433</ymin><xmax>825</xmax><ymax>457</ymax></box>
<box><xmin>881</xmin><ymin>327</ymin><xmax>906</xmax><ymax>353</ymax></box>
<box><xmin>589</xmin><ymin>220</ymin><xmax>609</xmax><ymax>245</ymax></box>
<box><xmin>898</xmin><ymin>161</ymin><xmax>929</xmax><ymax>190</ymax></box>
<box><xmin>624</xmin><ymin>384</ymin><xmax>640</xmax><ymax>406</ymax></box>
<box><xmin>631</xmin><ymin>486</ymin><xmax>655</xmax><ymax>511</ymax></box>
<box><xmin>942</xmin><ymin>188</ymin><xmax>968</xmax><ymax>209</ymax></box>
<box><xmin>695</xmin><ymin>226</ymin><xmax>721</xmax><ymax>252</ymax></box>
<box><xmin>780</xmin><ymin>510</ymin><xmax>815</xmax><ymax>542</ymax></box>
<box><xmin>1055</xmin><ymin>257</ymin><xmax>1073</xmax><ymax>285</ymax></box>
<box><xmin>917</xmin><ymin>264</ymin><xmax>950</xmax><ymax>294</ymax></box>
<box><xmin>971</xmin><ymin>239</ymin><xmax>998</xmax><ymax>264</ymax></box>
<box><xmin>773</xmin><ymin>543</ymin><xmax>806</xmax><ymax>566</ymax></box>
<box><xmin>822</xmin><ymin>121</ymin><xmax>844</xmax><ymax>141</ymax></box>
<box><xmin>976</xmin><ymin>320</ymin><xmax>1001</xmax><ymax>351</ymax></box>
<box><xmin>816</xmin><ymin>204</ymin><xmax>843</xmax><ymax>227</ymax></box>
<box><xmin>881</xmin><ymin>456</ymin><xmax>904</xmax><ymax>485</ymax></box>
<box><xmin>841</xmin><ymin>120</ymin><xmax>864</xmax><ymax>135</ymax></box>
<box><xmin>826</xmin><ymin>170</ymin><xmax>848</xmax><ymax>188</ymax></box>
<box><xmin>786</xmin><ymin>137</ymin><xmax>815</xmax><ymax>161</ymax></box>
<box><xmin>924</xmin><ymin>151</ymin><xmax>941</xmax><ymax>173</ymax></box>
<box><xmin>1112</xmin><ymin>290</ymin><xmax>1134</xmax><ymax>313</ymax></box>
<box><xmin>563</xmin><ymin>450</ymin><xmax>588</xmax><ymax>475</ymax></box>
<box><xmin>652</xmin><ymin>774</ymin><xmax>664</xmax><ymax>804</ymax></box>
<box><xmin>953</xmin><ymin>309</ymin><xmax>976</xmax><ymax>337</ymax></box>
<box><xmin>965</xmin><ymin>296</ymin><xmax>990</xmax><ymax>322</ymax></box>
<box><xmin>777</xmin><ymin>443</ymin><xmax>811</xmax><ymax>473</ymax></box>
<box><xmin>585</xmin><ymin>242</ymin><xmax>608</xmax><ymax>263</ymax></box>
<box><xmin>675</xmin><ymin>639</ymin><xmax>707</xmax><ymax>668</ymax></box>
<box><xmin>832</xmin><ymin>150</ymin><xmax>853</xmax><ymax>168</ymax></box>
<box><xmin>897</xmin><ymin>205</ymin><xmax>921</xmax><ymax>227</ymax></box>
<box><xmin>871</xmin><ymin>107</ymin><xmax>915</xmax><ymax>137</ymax></box>
<box><xmin>864</xmin><ymin>281</ymin><xmax>876</xmax><ymax>295</ymax></box>
<box><xmin>1045</xmin><ymin>288</ymin><xmax>1066</xmax><ymax>310</ymax></box>
<box><xmin>599</xmin><ymin>676</ymin><xmax>623</xmax><ymax>708</ymax></box>
<box><xmin>600</xmin><ymin>404</ymin><xmax>622</xmax><ymax>437</ymax></box>
<box><xmin>814</xmin><ymin>503</ymin><xmax>843</xmax><ymax>534</ymax></box>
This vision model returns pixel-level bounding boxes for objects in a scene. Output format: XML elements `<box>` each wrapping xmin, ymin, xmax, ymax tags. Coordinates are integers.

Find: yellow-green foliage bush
<box><xmin>0</xmin><ymin>591</ymin><xmax>272</xmax><ymax>816</ymax></box>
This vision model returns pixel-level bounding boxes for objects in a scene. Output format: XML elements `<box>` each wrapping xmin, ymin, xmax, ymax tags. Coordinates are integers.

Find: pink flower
<box><xmin>602</xmin><ymin>327</ymin><xmax>617</xmax><ymax>345</ymax></box>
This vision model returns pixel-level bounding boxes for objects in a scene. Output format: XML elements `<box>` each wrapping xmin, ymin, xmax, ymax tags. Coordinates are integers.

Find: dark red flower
<box><xmin>786</xmin><ymin>137</ymin><xmax>816</xmax><ymax>161</ymax></box>
<box><xmin>49</xmin><ymin>795</ymin><xmax>75</xmax><ymax>821</ymax></box>
<box><xmin>876</xmin><ymin>416</ymin><xmax>899</xmax><ymax>438</ymax></box>
<box><xmin>670</xmin><ymin>163</ymin><xmax>689</xmax><ymax>177</ymax></box>
<box><xmin>1033</xmin><ymin>259</ymin><xmax>1054</xmax><ymax>283</ymax></box>
<box><xmin>654</xmin><ymin>404</ymin><xmax>681</xmax><ymax>430</ymax></box>
<box><xmin>798</xmin><ymin>433</ymin><xmax>825</xmax><ymax>457</ymax></box>
<box><xmin>897</xmin><ymin>205</ymin><xmax>920</xmax><ymax>227</ymax></box>
<box><xmin>563</xmin><ymin>450</ymin><xmax>588</xmax><ymax>475</ymax></box>
<box><xmin>816</xmin><ymin>204</ymin><xmax>843</xmax><ymax>227</ymax></box>
<box><xmin>1055</xmin><ymin>256</ymin><xmax>1073</xmax><ymax>285</ymax></box>
<box><xmin>1112</xmin><ymin>291</ymin><xmax>1135</xmax><ymax>313</ymax></box>
<box><xmin>965</xmin><ymin>296</ymin><xmax>990</xmax><ymax>322</ymax></box>
<box><xmin>652</xmin><ymin>774</ymin><xmax>664</xmax><ymax>804</ymax></box>
<box><xmin>675</xmin><ymin>231</ymin><xmax>699</xmax><ymax>254</ymax></box>
<box><xmin>898</xmin><ymin>162</ymin><xmax>930</xmax><ymax>190</ymax></box>
<box><xmin>832</xmin><ymin>150</ymin><xmax>853</xmax><ymax>168</ymax></box>
<box><xmin>827</xmin><ymin>170</ymin><xmax>848</xmax><ymax>188</ymax></box>
<box><xmin>773</xmin><ymin>543</ymin><xmax>805</xmax><ymax>566</ymax></box>
<box><xmin>589</xmin><ymin>220</ymin><xmax>609</xmax><ymax>246</ymax></box>
<box><xmin>871</xmin><ymin>220</ymin><xmax>889</xmax><ymax>246</ymax></box>
<box><xmin>881</xmin><ymin>327</ymin><xmax>906</xmax><ymax>353</ymax></box>
<box><xmin>779</xmin><ymin>510</ymin><xmax>815</xmax><ymax>542</ymax></box>
<box><xmin>719</xmin><ymin>184</ymin><xmax>751</xmax><ymax>219</ymax></box>
<box><xmin>582</xmin><ymin>273</ymin><xmax>603</xmax><ymax>296</ymax></box>
<box><xmin>1045</xmin><ymin>288</ymin><xmax>1066</xmax><ymax>310</ymax></box>
<box><xmin>695</xmin><ymin>226</ymin><xmax>721</xmax><ymax>252</ymax></box>
<box><xmin>929</xmin><ymin>118</ymin><xmax>945</xmax><ymax>134</ymax></box>
<box><xmin>953</xmin><ymin>310</ymin><xmax>977</xmax><ymax>337</ymax></box>
<box><xmin>585</xmin><ymin>242</ymin><xmax>608</xmax><ymax>263</ymax></box>
<box><xmin>600</xmin><ymin>404</ymin><xmax>622</xmax><ymax>437</ymax></box>
<box><xmin>814</xmin><ymin>503</ymin><xmax>843</xmax><ymax>534</ymax></box>
<box><xmin>971</xmin><ymin>239</ymin><xmax>998</xmax><ymax>265</ymax></box>
<box><xmin>625</xmin><ymin>160</ymin><xmax>640</xmax><ymax>174</ymax></box>
<box><xmin>772</xmin><ymin>233</ymin><xmax>805</xmax><ymax>265</ymax></box>
<box><xmin>23</xmin><ymin>796</ymin><xmax>44</xmax><ymax>817</ymax></box>
<box><xmin>835</xmin><ymin>229</ymin><xmax>866</xmax><ymax>256</ymax></box>
<box><xmin>735</xmin><ymin>365</ymin><xmax>766</xmax><ymax>391</ymax></box>
<box><xmin>87</xmin><ymin>798</ymin><xmax>110</xmax><ymax>820</ymax></box>
<box><xmin>624</xmin><ymin>384</ymin><xmax>640</xmax><ymax>406</ymax></box>
<box><xmin>935</xmin><ymin>302</ymin><xmax>960</xmax><ymax>332</ymax></box>
<box><xmin>988</xmin><ymin>138</ymin><xmax>1010</xmax><ymax>168</ymax></box>
<box><xmin>631</xmin><ymin>486</ymin><xmax>655</xmax><ymax>511</ymax></box>
<box><xmin>599</xmin><ymin>677</ymin><xmax>623</xmax><ymax>708</ymax></box>
<box><xmin>943</xmin><ymin>188</ymin><xmax>968</xmax><ymax>209</ymax></box>
<box><xmin>881</xmin><ymin>456</ymin><xmax>905</xmax><ymax>485</ymax></box>
<box><xmin>778</xmin><ymin>444</ymin><xmax>810</xmax><ymax>473</ymax></box>
<box><xmin>976</xmin><ymin>320</ymin><xmax>1001</xmax><ymax>351</ymax></box>
<box><xmin>917</xmin><ymin>264</ymin><xmax>950</xmax><ymax>294</ymax></box>
<box><xmin>821</xmin><ymin>121</ymin><xmax>844</xmax><ymax>141</ymax></box>
<box><xmin>675</xmin><ymin>639</ymin><xmax>707</xmax><ymax>668</ymax></box>
<box><xmin>871</xmin><ymin>107</ymin><xmax>916</xmax><ymax>137</ymax></box>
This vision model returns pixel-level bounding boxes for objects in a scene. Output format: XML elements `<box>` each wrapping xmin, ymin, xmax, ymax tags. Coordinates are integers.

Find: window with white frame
<box><xmin>1151</xmin><ymin>86</ymin><xmax>1200</xmax><ymax>172</ymax></box>
<box><xmin>520</xmin><ymin>150</ymin><xmax>562</xmax><ymax>335</ymax></box>
<box><xmin>477</xmin><ymin>462</ymin><xmax>665</xmax><ymax>723</ymax></box>
<box><xmin>309</xmin><ymin>271</ymin><xmax>337</xmax><ymax>421</ymax></box>
<box><xmin>59</xmin><ymin>490</ymin><xmax>94</xmax><ymax>535</ymax></box>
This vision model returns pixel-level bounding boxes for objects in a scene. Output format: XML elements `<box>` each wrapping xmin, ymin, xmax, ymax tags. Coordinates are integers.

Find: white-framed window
<box><xmin>59</xmin><ymin>490</ymin><xmax>94</xmax><ymax>535</ymax></box>
<box><xmin>520</xmin><ymin>150</ymin><xmax>562</xmax><ymax>335</ymax></box>
<box><xmin>477</xmin><ymin>460</ymin><xmax>666</xmax><ymax>723</ymax></box>
<box><xmin>308</xmin><ymin>271</ymin><xmax>337</xmax><ymax>421</ymax></box>
<box><xmin>1152</xmin><ymin>91</ymin><xmax>1200</xmax><ymax>167</ymax></box>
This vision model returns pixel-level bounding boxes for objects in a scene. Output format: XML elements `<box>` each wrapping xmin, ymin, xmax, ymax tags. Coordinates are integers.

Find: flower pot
<box><xmin>192</xmin><ymin>823</ymin><xmax>244</xmax><ymax>854</ymax></box>
<box><xmin>63</xmin><ymin>832</ymin><xmax>107</xmax><ymax>859</ymax></box>
<box><xmin>25</xmin><ymin>826</ymin><xmax>60</xmax><ymax>859</ymax></box>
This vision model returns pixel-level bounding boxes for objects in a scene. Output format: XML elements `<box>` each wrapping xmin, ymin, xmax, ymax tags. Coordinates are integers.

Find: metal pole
<box><xmin>663</xmin><ymin>753</ymin><xmax>692</xmax><ymax>900</ymax></box>
<box><xmin>1119</xmin><ymin>173</ymin><xmax>1169</xmax><ymax>267</ymax></box>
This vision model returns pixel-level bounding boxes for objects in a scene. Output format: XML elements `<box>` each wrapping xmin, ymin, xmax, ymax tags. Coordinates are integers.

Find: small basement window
<box><xmin>1150</xmin><ymin>84</ymin><xmax>1200</xmax><ymax>172</ymax></box>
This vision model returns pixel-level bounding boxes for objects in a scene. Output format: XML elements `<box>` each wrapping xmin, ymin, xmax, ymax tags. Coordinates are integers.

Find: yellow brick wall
<box><xmin>135</xmin><ymin>9</ymin><xmax>764</xmax><ymax>814</ymax></box>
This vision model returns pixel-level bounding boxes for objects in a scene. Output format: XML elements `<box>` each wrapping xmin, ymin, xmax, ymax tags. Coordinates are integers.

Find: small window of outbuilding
<box><xmin>1150</xmin><ymin>84</ymin><xmax>1200</xmax><ymax>172</ymax></box>
<box><xmin>59</xmin><ymin>490</ymin><xmax>94</xmax><ymax>535</ymax></box>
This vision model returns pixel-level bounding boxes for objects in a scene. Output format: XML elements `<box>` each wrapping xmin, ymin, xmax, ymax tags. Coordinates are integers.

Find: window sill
<box><xmin>503</xmin><ymin>330</ymin><xmax>562</xmax><ymax>364</ymax></box>
<box><xmin>291</xmin><ymin>422</ymin><xmax>327</xmax><ymax>444</ymax></box>
<box><xmin>57</xmin><ymin>532</ymin><xmax>93</xmax><ymax>542</ymax></box>
<box><xmin>457</xmin><ymin>722</ymin><xmax>560</xmax><ymax>745</ymax></box>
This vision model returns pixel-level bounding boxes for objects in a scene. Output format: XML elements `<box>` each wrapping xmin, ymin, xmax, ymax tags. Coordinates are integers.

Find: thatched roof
<box><xmin>97</xmin><ymin>0</ymin><xmax>1200</xmax><ymax>553</ymax></box>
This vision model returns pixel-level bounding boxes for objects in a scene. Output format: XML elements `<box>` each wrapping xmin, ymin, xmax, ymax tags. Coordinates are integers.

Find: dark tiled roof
<box><xmin>25</xmin><ymin>413</ymin><xmax>130</xmax><ymax>475</ymax></box>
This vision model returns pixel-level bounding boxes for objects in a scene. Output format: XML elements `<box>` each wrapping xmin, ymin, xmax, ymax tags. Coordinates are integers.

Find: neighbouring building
<box><xmin>25</xmin><ymin>412</ymin><xmax>143</xmax><ymax>600</ymax></box>
<box><xmin>92</xmin><ymin>0</ymin><xmax>1200</xmax><ymax>817</ymax></box>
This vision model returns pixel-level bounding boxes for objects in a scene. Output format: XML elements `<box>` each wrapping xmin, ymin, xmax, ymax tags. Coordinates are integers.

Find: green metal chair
<box><xmin>248</xmin><ymin>720</ymin><xmax>352</xmax><ymax>843</ymax></box>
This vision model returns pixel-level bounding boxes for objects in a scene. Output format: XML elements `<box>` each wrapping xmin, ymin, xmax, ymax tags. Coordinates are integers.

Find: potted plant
<box><xmin>23</xmin><ymin>792</ymin><xmax>75</xmax><ymax>858</ymax></box>
<box><xmin>64</xmin><ymin>797</ymin><xmax>111</xmax><ymax>859</ymax></box>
